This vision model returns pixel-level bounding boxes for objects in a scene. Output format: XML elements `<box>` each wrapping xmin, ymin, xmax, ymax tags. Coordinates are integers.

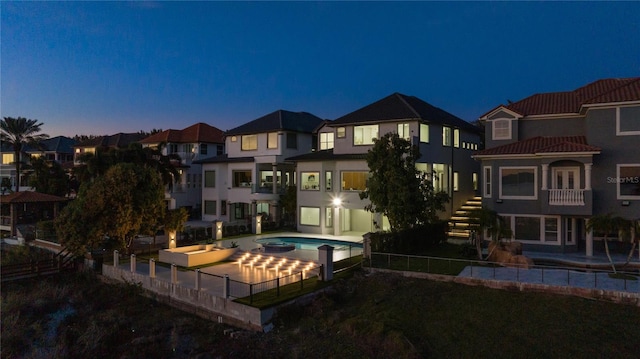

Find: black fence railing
<box><xmin>366</xmin><ymin>252</ymin><xmax>640</xmax><ymax>293</ymax></box>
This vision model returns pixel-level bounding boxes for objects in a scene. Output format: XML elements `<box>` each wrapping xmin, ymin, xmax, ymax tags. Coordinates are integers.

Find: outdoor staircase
<box><xmin>447</xmin><ymin>196</ymin><xmax>482</xmax><ymax>242</ymax></box>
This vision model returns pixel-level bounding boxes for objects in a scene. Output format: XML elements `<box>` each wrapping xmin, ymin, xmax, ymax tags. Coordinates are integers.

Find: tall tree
<box><xmin>56</xmin><ymin>163</ymin><xmax>165</xmax><ymax>255</ymax></box>
<box><xmin>27</xmin><ymin>157</ymin><xmax>69</xmax><ymax>196</ymax></box>
<box><xmin>0</xmin><ymin>117</ymin><xmax>49</xmax><ymax>192</ymax></box>
<box><xmin>468</xmin><ymin>208</ymin><xmax>513</xmax><ymax>260</ymax></box>
<box><xmin>360</xmin><ymin>132</ymin><xmax>449</xmax><ymax>232</ymax></box>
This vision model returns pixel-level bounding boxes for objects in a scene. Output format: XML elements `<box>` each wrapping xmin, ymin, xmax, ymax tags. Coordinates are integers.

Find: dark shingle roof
<box><xmin>75</xmin><ymin>133</ymin><xmax>146</xmax><ymax>148</ymax></box>
<box><xmin>286</xmin><ymin>150</ymin><xmax>368</xmax><ymax>162</ymax></box>
<box><xmin>225</xmin><ymin>110</ymin><xmax>325</xmax><ymax>136</ymax></box>
<box><xmin>33</xmin><ymin>136</ymin><xmax>76</xmax><ymax>153</ymax></box>
<box><xmin>330</xmin><ymin>92</ymin><xmax>481</xmax><ymax>133</ymax></box>
<box><xmin>140</xmin><ymin>123</ymin><xmax>224</xmax><ymax>144</ymax></box>
<box><xmin>483</xmin><ymin>77</ymin><xmax>640</xmax><ymax>118</ymax></box>
<box><xmin>473</xmin><ymin>136</ymin><xmax>601</xmax><ymax>157</ymax></box>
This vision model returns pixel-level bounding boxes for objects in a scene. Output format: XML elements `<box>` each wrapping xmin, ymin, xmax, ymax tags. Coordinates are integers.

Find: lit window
<box><xmin>397</xmin><ymin>123</ymin><xmax>410</xmax><ymax>140</ymax></box>
<box><xmin>320</xmin><ymin>132</ymin><xmax>334</xmax><ymax>150</ymax></box>
<box><xmin>472</xmin><ymin>172</ymin><xmax>478</xmax><ymax>191</ymax></box>
<box><xmin>336</xmin><ymin>127</ymin><xmax>346</xmax><ymax>138</ymax></box>
<box><xmin>241</xmin><ymin>135</ymin><xmax>257</xmax><ymax>151</ymax></box>
<box><xmin>354</xmin><ymin>125</ymin><xmax>379</xmax><ymax>145</ymax></box>
<box><xmin>341</xmin><ymin>172</ymin><xmax>368</xmax><ymax>191</ymax></box>
<box><xmin>442</xmin><ymin>126</ymin><xmax>451</xmax><ymax>146</ymax></box>
<box><xmin>2</xmin><ymin>153</ymin><xmax>15</xmax><ymax>165</ymax></box>
<box><xmin>420</xmin><ymin>124</ymin><xmax>429</xmax><ymax>143</ymax></box>
<box><xmin>267</xmin><ymin>132</ymin><xmax>278</xmax><ymax>149</ymax></box>
<box><xmin>301</xmin><ymin>172</ymin><xmax>320</xmax><ymax>190</ymax></box>
<box><xmin>453</xmin><ymin>129</ymin><xmax>460</xmax><ymax>148</ymax></box>
<box><xmin>325</xmin><ymin>207</ymin><xmax>333</xmax><ymax>228</ymax></box>
<box><xmin>300</xmin><ymin>207</ymin><xmax>320</xmax><ymax>226</ymax></box>
<box><xmin>325</xmin><ymin>171</ymin><xmax>332</xmax><ymax>191</ymax></box>
<box><xmin>453</xmin><ymin>171</ymin><xmax>459</xmax><ymax>191</ymax></box>
<box><xmin>483</xmin><ymin>166</ymin><xmax>491</xmax><ymax>198</ymax></box>
<box><xmin>232</xmin><ymin>170</ymin><xmax>252</xmax><ymax>187</ymax></box>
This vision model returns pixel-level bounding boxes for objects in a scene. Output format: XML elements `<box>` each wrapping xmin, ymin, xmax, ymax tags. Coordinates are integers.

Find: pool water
<box><xmin>255</xmin><ymin>236</ymin><xmax>363</xmax><ymax>262</ymax></box>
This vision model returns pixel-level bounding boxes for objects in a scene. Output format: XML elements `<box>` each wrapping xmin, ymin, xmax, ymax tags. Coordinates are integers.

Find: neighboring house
<box><xmin>287</xmin><ymin>92</ymin><xmax>482</xmax><ymax>236</ymax></box>
<box><xmin>73</xmin><ymin>132</ymin><xmax>146</xmax><ymax>164</ymax></box>
<box><xmin>196</xmin><ymin>110</ymin><xmax>324</xmax><ymax>227</ymax></box>
<box><xmin>473</xmin><ymin>77</ymin><xmax>640</xmax><ymax>255</ymax></box>
<box><xmin>140</xmin><ymin>123</ymin><xmax>225</xmax><ymax>214</ymax></box>
<box><xmin>1</xmin><ymin>136</ymin><xmax>76</xmax><ymax>192</ymax></box>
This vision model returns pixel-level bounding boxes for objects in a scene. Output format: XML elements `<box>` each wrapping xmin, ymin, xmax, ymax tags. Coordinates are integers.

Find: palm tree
<box><xmin>586</xmin><ymin>213</ymin><xmax>628</xmax><ymax>273</ymax></box>
<box><xmin>618</xmin><ymin>218</ymin><xmax>640</xmax><ymax>268</ymax></box>
<box><xmin>468</xmin><ymin>208</ymin><xmax>513</xmax><ymax>260</ymax></box>
<box><xmin>0</xmin><ymin>117</ymin><xmax>49</xmax><ymax>192</ymax></box>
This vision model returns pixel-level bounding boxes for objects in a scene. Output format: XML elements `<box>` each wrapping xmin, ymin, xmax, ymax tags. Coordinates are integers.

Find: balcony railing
<box><xmin>548</xmin><ymin>189</ymin><xmax>585</xmax><ymax>206</ymax></box>
<box><xmin>251</xmin><ymin>183</ymin><xmax>288</xmax><ymax>195</ymax></box>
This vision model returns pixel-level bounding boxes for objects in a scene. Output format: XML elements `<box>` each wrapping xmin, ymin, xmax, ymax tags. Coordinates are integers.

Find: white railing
<box><xmin>548</xmin><ymin>189</ymin><xmax>585</xmax><ymax>206</ymax></box>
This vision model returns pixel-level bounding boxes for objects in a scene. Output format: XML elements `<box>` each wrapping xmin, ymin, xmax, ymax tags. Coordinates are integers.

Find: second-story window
<box><xmin>617</xmin><ymin>106</ymin><xmax>640</xmax><ymax>135</ymax></box>
<box><xmin>184</xmin><ymin>144</ymin><xmax>194</xmax><ymax>154</ymax></box>
<box><xmin>336</xmin><ymin>127</ymin><xmax>346</xmax><ymax>138</ymax></box>
<box><xmin>204</xmin><ymin>170</ymin><xmax>215</xmax><ymax>188</ymax></box>
<box><xmin>169</xmin><ymin>144</ymin><xmax>178</xmax><ymax>154</ymax></box>
<box><xmin>492</xmin><ymin>119</ymin><xmax>512</xmax><ymax>140</ymax></box>
<box><xmin>420</xmin><ymin>123</ymin><xmax>429</xmax><ymax>143</ymax></box>
<box><xmin>217</xmin><ymin>145</ymin><xmax>224</xmax><ymax>156</ymax></box>
<box><xmin>442</xmin><ymin>126</ymin><xmax>451</xmax><ymax>146</ymax></box>
<box><xmin>241</xmin><ymin>135</ymin><xmax>257</xmax><ymax>151</ymax></box>
<box><xmin>454</xmin><ymin>129</ymin><xmax>460</xmax><ymax>148</ymax></box>
<box><xmin>267</xmin><ymin>132</ymin><xmax>278</xmax><ymax>149</ymax></box>
<box><xmin>200</xmin><ymin>144</ymin><xmax>208</xmax><ymax>155</ymax></box>
<box><xmin>398</xmin><ymin>123</ymin><xmax>410</xmax><ymax>140</ymax></box>
<box><xmin>354</xmin><ymin>125</ymin><xmax>379</xmax><ymax>145</ymax></box>
<box><xmin>341</xmin><ymin>171</ymin><xmax>368</xmax><ymax>191</ymax></box>
<box><xmin>320</xmin><ymin>132</ymin><xmax>334</xmax><ymax>150</ymax></box>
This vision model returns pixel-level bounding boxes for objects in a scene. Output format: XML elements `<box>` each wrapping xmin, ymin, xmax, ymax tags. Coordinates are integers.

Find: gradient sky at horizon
<box><xmin>2</xmin><ymin>1</ymin><xmax>638</xmax><ymax>138</ymax></box>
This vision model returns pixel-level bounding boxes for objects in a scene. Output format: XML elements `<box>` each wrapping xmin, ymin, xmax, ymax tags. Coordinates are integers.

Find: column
<box><xmin>149</xmin><ymin>258</ymin><xmax>156</xmax><ymax>278</ymax></box>
<box><xmin>195</xmin><ymin>269</ymin><xmax>201</xmax><ymax>290</ymax></box>
<box><xmin>584</xmin><ymin>163</ymin><xmax>592</xmax><ymax>190</ymax></box>
<box><xmin>171</xmin><ymin>264</ymin><xmax>177</xmax><ymax>284</ymax></box>
<box><xmin>318</xmin><ymin>245</ymin><xmax>334</xmax><ymax>281</ymax></box>
<box><xmin>130</xmin><ymin>254</ymin><xmax>136</xmax><ymax>273</ymax></box>
<box><xmin>333</xmin><ymin>206</ymin><xmax>342</xmax><ymax>236</ymax></box>
<box><xmin>541</xmin><ymin>164</ymin><xmax>548</xmax><ymax>190</ymax></box>
<box><xmin>272</xmin><ymin>163</ymin><xmax>278</xmax><ymax>194</ymax></box>
<box><xmin>113</xmin><ymin>250</ymin><xmax>119</xmax><ymax>267</ymax></box>
<box><xmin>223</xmin><ymin>274</ymin><xmax>230</xmax><ymax>298</ymax></box>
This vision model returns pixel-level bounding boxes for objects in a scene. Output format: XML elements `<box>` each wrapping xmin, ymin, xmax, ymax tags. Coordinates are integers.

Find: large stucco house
<box><xmin>473</xmin><ymin>77</ymin><xmax>640</xmax><ymax>255</ymax></box>
<box><xmin>196</xmin><ymin>110</ymin><xmax>324</xmax><ymax>227</ymax></box>
<box><xmin>140</xmin><ymin>123</ymin><xmax>225</xmax><ymax>215</ymax></box>
<box><xmin>287</xmin><ymin>93</ymin><xmax>482</xmax><ymax>236</ymax></box>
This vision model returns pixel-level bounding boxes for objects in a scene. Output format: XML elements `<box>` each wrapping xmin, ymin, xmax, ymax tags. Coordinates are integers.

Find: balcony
<box><xmin>548</xmin><ymin>189</ymin><xmax>585</xmax><ymax>206</ymax></box>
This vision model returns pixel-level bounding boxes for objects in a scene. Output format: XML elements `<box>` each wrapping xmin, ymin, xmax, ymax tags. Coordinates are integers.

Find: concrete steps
<box><xmin>448</xmin><ymin>196</ymin><xmax>482</xmax><ymax>240</ymax></box>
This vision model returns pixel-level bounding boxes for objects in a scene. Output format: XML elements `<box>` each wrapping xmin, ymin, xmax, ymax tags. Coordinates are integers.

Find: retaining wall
<box><xmin>368</xmin><ymin>267</ymin><xmax>640</xmax><ymax>306</ymax></box>
<box><xmin>158</xmin><ymin>245</ymin><xmax>238</xmax><ymax>267</ymax></box>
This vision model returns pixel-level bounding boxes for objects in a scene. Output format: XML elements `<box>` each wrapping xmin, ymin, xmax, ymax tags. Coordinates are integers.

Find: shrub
<box><xmin>369</xmin><ymin>221</ymin><xmax>448</xmax><ymax>254</ymax></box>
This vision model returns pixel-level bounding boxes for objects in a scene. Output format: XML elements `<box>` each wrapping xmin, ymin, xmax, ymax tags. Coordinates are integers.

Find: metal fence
<box><xmin>367</xmin><ymin>252</ymin><xmax>640</xmax><ymax>293</ymax></box>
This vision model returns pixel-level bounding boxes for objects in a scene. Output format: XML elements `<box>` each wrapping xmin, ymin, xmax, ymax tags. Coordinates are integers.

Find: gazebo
<box><xmin>0</xmin><ymin>191</ymin><xmax>68</xmax><ymax>238</ymax></box>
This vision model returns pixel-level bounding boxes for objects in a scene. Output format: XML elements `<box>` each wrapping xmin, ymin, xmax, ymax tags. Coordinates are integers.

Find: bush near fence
<box><xmin>369</xmin><ymin>221</ymin><xmax>448</xmax><ymax>254</ymax></box>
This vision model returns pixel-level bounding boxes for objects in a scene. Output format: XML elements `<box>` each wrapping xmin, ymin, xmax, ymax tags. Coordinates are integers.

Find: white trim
<box><xmin>616</xmin><ymin>163</ymin><xmax>640</xmax><ymax>200</ymax></box>
<box><xmin>616</xmin><ymin>106</ymin><xmax>640</xmax><ymax>136</ymax></box>
<box><xmin>483</xmin><ymin>166</ymin><xmax>492</xmax><ymax>198</ymax></box>
<box><xmin>551</xmin><ymin>166</ymin><xmax>580</xmax><ymax>190</ymax></box>
<box><xmin>582</xmin><ymin>100</ymin><xmax>640</xmax><ymax>109</ymax></box>
<box><xmin>480</xmin><ymin>106</ymin><xmax>523</xmax><ymax>120</ymax></box>
<box><xmin>522</xmin><ymin>113</ymin><xmax>583</xmax><ymax>120</ymax></box>
<box><xmin>491</xmin><ymin>118</ymin><xmax>512</xmax><ymax>140</ymax></box>
<box><xmin>473</xmin><ymin>152</ymin><xmax>600</xmax><ymax>160</ymax></box>
<box><xmin>499</xmin><ymin>213</ymin><xmax>562</xmax><ymax>245</ymax></box>
<box><xmin>499</xmin><ymin>166</ymin><xmax>538</xmax><ymax>200</ymax></box>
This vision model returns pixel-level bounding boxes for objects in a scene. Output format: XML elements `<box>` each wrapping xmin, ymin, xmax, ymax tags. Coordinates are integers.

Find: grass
<box><xmin>2</xmin><ymin>270</ymin><xmax>639</xmax><ymax>358</ymax></box>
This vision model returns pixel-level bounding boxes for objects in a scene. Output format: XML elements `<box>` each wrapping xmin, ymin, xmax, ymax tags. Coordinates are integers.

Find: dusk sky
<box><xmin>2</xmin><ymin>1</ymin><xmax>638</xmax><ymax>138</ymax></box>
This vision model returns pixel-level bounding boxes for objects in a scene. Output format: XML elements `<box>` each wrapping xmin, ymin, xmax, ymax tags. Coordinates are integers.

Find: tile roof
<box><xmin>331</xmin><ymin>92</ymin><xmax>481</xmax><ymax>133</ymax></box>
<box><xmin>1</xmin><ymin>191</ymin><xmax>68</xmax><ymax>203</ymax></box>
<box><xmin>225</xmin><ymin>110</ymin><xmax>325</xmax><ymax>136</ymax></box>
<box><xmin>140</xmin><ymin>123</ymin><xmax>225</xmax><ymax>144</ymax></box>
<box><xmin>484</xmin><ymin>77</ymin><xmax>640</xmax><ymax>117</ymax></box>
<box><xmin>286</xmin><ymin>149</ymin><xmax>368</xmax><ymax>162</ymax></box>
<box><xmin>472</xmin><ymin>136</ymin><xmax>601</xmax><ymax>157</ymax></box>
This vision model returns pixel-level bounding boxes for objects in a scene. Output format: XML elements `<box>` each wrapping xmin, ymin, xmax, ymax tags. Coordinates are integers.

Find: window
<box><xmin>341</xmin><ymin>172</ymin><xmax>367</xmax><ymax>191</ymax></box>
<box><xmin>616</xmin><ymin>164</ymin><xmax>640</xmax><ymax>199</ymax></box>
<box><xmin>472</xmin><ymin>172</ymin><xmax>478</xmax><ymax>191</ymax></box>
<box><xmin>483</xmin><ymin>167</ymin><xmax>492</xmax><ymax>198</ymax></box>
<box><xmin>453</xmin><ymin>129</ymin><xmax>460</xmax><ymax>148</ymax></box>
<box><xmin>204</xmin><ymin>200</ymin><xmax>217</xmax><ymax>215</ymax></box>
<box><xmin>325</xmin><ymin>207</ymin><xmax>333</xmax><ymax>227</ymax></box>
<box><xmin>221</xmin><ymin>200</ymin><xmax>227</xmax><ymax>215</ymax></box>
<box><xmin>514</xmin><ymin>216</ymin><xmax>540</xmax><ymax>241</ymax></box>
<box><xmin>267</xmin><ymin>132</ymin><xmax>278</xmax><ymax>149</ymax></box>
<box><xmin>398</xmin><ymin>123</ymin><xmax>410</xmax><ymax>140</ymax></box>
<box><xmin>200</xmin><ymin>144</ymin><xmax>208</xmax><ymax>155</ymax></box>
<box><xmin>204</xmin><ymin>170</ymin><xmax>216</xmax><ymax>187</ymax></box>
<box><xmin>216</xmin><ymin>145</ymin><xmax>224</xmax><ymax>156</ymax></box>
<box><xmin>256</xmin><ymin>202</ymin><xmax>269</xmax><ymax>215</ymax></box>
<box><xmin>2</xmin><ymin>153</ymin><xmax>14</xmax><ymax>165</ymax></box>
<box><xmin>301</xmin><ymin>172</ymin><xmax>320</xmax><ymax>190</ymax></box>
<box><xmin>168</xmin><ymin>144</ymin><xmax>178</xmax><ymax>154</ymax></box>
<box><xmin>241</xmin><ymin>135</ymin><xmax>257</xmax><ymax>151</ymax></box>
<box><xmin>617</xmin><ymin>106</ymin><xmax>640</xmax><ymax>135</ymax></box>
<box><xmin>544</xmin><ymin>217</ymin><xmax>559</xmax><ymax>242</ymax></box>
<box><xmin>453</xmin><ymin>172</ymin><xmax>459</xmax><ymax>191</ymax></box>
<box><xmin>432</xmin><ymin>164</ymin><xmax>448</xmax><ymax>193</ymax></box>
<box><xmin>336</xmin><ymin>127</ymin><xmax>346</xmax><ymax>138</ymax></box>
<box><xmin>184</xmin><ymin>144</ymin><xmax>194</xmax><ymax>154</ymax></box>
<box><xmin>500</xmin><ymin>167</ymin><xmax>537</xmax><ymax>199</ymax></box>
<box><xmin>420</xmin><ymin>123</ymin><xmax>429</xmax><ymax>143</ymax></box>
<box><xmin>492</xmin><ymin>119</ymin><xmax>512</xmax><ymax>140</ymax></box>
<box><xmin>232</xmin><ymin>170</ymin><xmax>252</xmax><ymax>187</ymax></box>
<box><xmin>286</xmin><ymin>133</ymin><xmax>297</xmax><ymax>149</ymax></box>
<box><xmin>300</xmin><ymin>207</ymin><xmax>320</xmax><ymax>226</ymax></box>
<box><xmin>442</xmin><ymin>126</ymin><xmax>451</xmax><ymax>146</ymax></box>
<box><xmin>354</xmin><ymin>125</ymin><xmax>379</xmax><ymax>145</ymax></box>
<box><xmin>230</xmin><ymin>136</ymin><xmax>237</xmax><ymax>142</ymax></box>
<box><xmin>325</xmin><ymin>171</ymin><xmax>332</xmax><ymax>191</ymax></box>
<box><xmin>231</xmin><ymin>203</ymin><xmax>249</xmax><ymax>220</ymax></box>
<box><xmin>320</xmin><ymin>132</ymin><xmax>334</xmax><ymax>150</ymax></box>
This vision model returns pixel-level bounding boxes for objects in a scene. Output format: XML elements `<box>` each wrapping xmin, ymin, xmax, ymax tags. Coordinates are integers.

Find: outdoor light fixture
<box><xmin>622</xmin><ymin>201</ymin><xmax>630</xmax><ymax>206</ymax></box>
<box><xmin>332</xmin><ymin>198</ymin><xmax>342</xmax><ymax>207</ymax></box>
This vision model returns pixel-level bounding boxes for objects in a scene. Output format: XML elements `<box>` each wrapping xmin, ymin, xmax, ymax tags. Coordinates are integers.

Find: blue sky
<box><xmin>2</xmin><ymin>1</ymin><xmax>638</xmax><ymax>137</ymax></box>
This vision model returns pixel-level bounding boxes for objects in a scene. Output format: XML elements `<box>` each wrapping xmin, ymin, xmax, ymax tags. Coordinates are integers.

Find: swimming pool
<box><xmin>255</xmin><ymin>236</ymin><xmax>363</xmax><ymax>262</ymax></box>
